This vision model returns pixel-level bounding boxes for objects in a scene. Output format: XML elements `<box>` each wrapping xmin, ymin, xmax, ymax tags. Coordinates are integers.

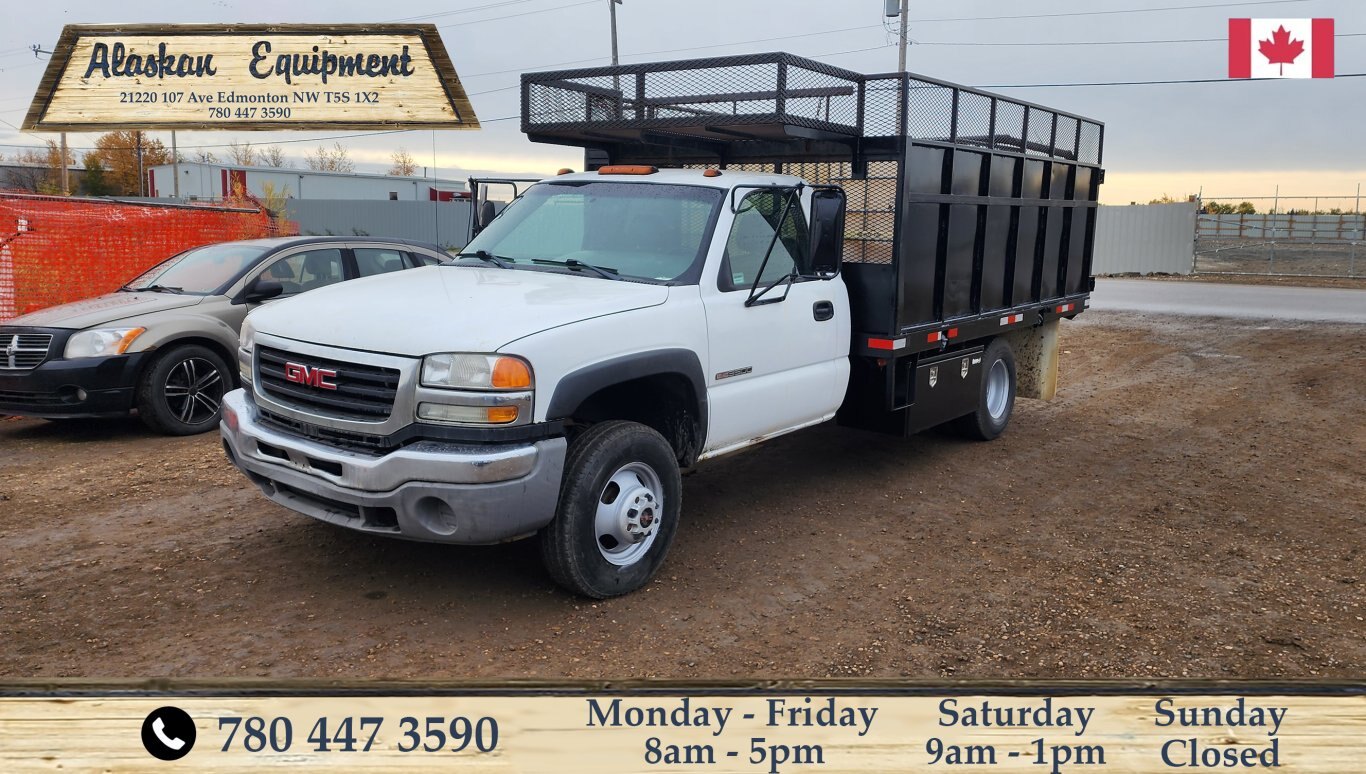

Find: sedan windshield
<box><xmin>460</xmin><ymin>181</ymin><xmax>722</xmax><ymax>283</ymax></box>
<box><xmin>123</xmin><ymin>243</ymin><xmax>270</xmax><ymax>295</ymax></box>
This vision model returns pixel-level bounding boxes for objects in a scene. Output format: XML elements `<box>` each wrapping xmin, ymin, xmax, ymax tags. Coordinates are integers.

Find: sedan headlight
<box><xmin>421</xmin><ymin>353</ymin><xmax>532</xmax><ymax>390</ymax></box>
<box><xmin>64</xmin><ymin>327</ymin><xmax>146</xmax><ymax>359</ymax></box>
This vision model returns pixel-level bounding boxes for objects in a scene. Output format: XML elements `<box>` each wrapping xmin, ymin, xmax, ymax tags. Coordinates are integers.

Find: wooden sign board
<box><xmin>23</xmin><ymin>24</ymin><xmax>480</xmax><ymax>131</ymax></box>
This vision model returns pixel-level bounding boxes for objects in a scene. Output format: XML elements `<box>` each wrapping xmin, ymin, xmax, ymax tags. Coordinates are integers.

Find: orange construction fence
<box><xmin>0</xmin><ymin>192</ymin><xmax>297</xmax><ymax>322</ymax></box>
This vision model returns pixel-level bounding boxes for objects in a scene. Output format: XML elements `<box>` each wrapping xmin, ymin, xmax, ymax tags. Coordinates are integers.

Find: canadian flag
<box><xmin>1229</xmin><ymin>18</ymin><xmax>1334</xmax><ymax>78</ymax></box>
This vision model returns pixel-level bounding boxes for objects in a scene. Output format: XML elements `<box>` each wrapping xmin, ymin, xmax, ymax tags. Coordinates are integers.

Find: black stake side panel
<box><xmin>877</xmin><ymin>142</ymin><xmax>1098</xmax><ymax>342</ymax></box>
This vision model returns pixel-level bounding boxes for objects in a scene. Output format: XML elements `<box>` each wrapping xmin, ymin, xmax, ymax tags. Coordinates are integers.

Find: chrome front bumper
<box><xmin>219</xmin><ymin>389</ymin><xmax>566</xmax><ymax>544</ymax></box>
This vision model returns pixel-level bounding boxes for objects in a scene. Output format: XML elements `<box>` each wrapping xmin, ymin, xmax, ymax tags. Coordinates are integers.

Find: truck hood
<box><xmin>5</xmin><ymin>291</ymin><xmax>203</xmax><ymax>329</ymax></box>
<box><xmin>251</xmin><ymin>265</ymin><xmax>671</xmax><ymax>356</ymax></box>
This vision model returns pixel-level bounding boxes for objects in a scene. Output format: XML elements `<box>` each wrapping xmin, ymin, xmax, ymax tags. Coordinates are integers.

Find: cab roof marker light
<box><xmin>597</xmin><ymin>165</ymin><xmax>658</xmax><ymax>175</ymax></box>
<box><xmin>556</xmin><ymin>168</ymin><xmax>575</xmax><ymax>175</ymax></box>
<box><xmin>702</xmin><ymin>168</ymin><xmax>722</xmax><ymax>177</ymax></box>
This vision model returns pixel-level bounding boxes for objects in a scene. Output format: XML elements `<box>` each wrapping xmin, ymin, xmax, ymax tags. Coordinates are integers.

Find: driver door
<box><xmin>699</xmin><ymin>188</ymin><xmax>848</xmax><ymax>455</ymax></box>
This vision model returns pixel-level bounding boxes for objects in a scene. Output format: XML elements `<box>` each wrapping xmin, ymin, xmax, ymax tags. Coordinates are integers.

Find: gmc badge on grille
<box><xmin>283</xmin><ymin>362</ymin><xmax>338</xmax><ymax>390</ymax></box>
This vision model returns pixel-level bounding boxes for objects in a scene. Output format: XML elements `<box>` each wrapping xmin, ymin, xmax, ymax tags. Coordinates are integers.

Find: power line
<box><xmin>911</xmin><ymin>0</ymin><xmax>1310</xmax><ymax>23</ymax></box>
<box><xmin>437</xmin><ymin>0</ymin><xmax>598</xmax><ymax>29</ymax></box>
<box><xmin>387</xmin><ymin>1</ymin><xmax>537</xmax><ymax>23</ymax></box>
<box><xmin>921</xmin><ymin>32</ymin><xmax>1366</xmax><ymax>47</ymax></box>
<box><xmin>983</xmin><ymin>72</ymin><xmax>1366</xmax><ymax>88</ymax></box>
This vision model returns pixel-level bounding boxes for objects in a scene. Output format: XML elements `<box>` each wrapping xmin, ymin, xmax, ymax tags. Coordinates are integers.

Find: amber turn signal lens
<box><xmin>597</xmin><ymin>165</ymin><xmax>658</xmax><ymax>175</ymax></box>
<box><xmin>486</xmin><ymin>406</ymin><xmax>519</xmax><ymax>424</ymax></box>
<box><xmin>491</xmin><ymin>357</ymin><xmax>532</xmax><ymax>389</ymax></box>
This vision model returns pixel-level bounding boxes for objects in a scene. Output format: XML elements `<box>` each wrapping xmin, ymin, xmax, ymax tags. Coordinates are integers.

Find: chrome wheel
<box><xmin>985</xmin><ymin>358</ymin><xmax>1010</xmax><ymax>421</ymax></box>
<box><xmin>163</xmin><ymin>356</ymin><xmax>224</xmax><ymax>426</ymax></box>
<box><xmin>594</xmin><ymin>461</ymin><xmax>663</xmax><ymax>566</ymax></box>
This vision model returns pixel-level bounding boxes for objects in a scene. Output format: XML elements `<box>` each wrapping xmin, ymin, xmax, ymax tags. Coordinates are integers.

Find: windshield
<box><xmin>123</xmin><ymin>243</ymin><xmax>270</xmax><ymax>295</ymax></box>
<box><xmin>460</xmin><ymin>181</ymin><xmax>723</xmax><ymax>283</ymax></box>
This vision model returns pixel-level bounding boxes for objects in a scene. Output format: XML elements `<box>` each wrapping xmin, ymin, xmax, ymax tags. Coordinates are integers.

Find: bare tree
<box><xmin>304</xmin><ymin>142</ymin><xmax>355</xmax><ymax>173</ymax></box>
<box><xmin>227</xmin><ymin>140</ymin><xmax>257</xmax><ymax>166</ymax></box>
<box><xmin>261</xmin><ymin>145</ymin><xmax>288</xmax><ymax>167</ymax></box>
<box><xmin>194</xmin><ymin>149</ymin><xmax>218</xmax><ymax>163</ymax></box>
<box><xmin>2</xmin><ymin>142</ymin><xmax>75</xmax><ymax>193</ymax></box>
<box><xmin>3</xmin><ymin>149</ymin><xmax>50</xmax><ymax>192</ymax></box>
<box><xmin>388</xmin><ymin>147</ymin><xmax>418</xmax><ymax>177</ymax></box>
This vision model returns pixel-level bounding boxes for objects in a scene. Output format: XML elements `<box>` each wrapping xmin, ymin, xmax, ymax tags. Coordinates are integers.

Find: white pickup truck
<box><xmin>220</xmin><ymin>53</ymin><xmax>1103</xmax><ymax>597</ymax></box>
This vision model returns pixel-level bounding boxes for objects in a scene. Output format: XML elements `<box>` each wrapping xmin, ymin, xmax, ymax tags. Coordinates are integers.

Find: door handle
<box><xmin>813</xmin><ymin>301</ymin><xmax>835</xmax><ymax>321</ymax></box>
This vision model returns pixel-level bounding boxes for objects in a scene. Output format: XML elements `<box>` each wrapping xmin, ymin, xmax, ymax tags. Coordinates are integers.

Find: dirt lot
<box><xmin>1</xmin><ymin>311</ymin><xmax>1362</xmax><ymax>680</ymax></box>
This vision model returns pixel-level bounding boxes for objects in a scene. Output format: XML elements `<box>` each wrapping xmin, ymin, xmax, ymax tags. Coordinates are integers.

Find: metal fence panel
<box><xmin>1195</xmin><ymin>213</ymin><xmax>1363</xmax><ymax>277</ymax></box>
<box><xmin>285</xmin><ymin>200</ymin><xmax>473</xmax><ymax>249</ymax></box>
<box><xmin>1092</xmin><ymin>203</ymin><xmax>1196</xmax><ymax>275</ymax></box>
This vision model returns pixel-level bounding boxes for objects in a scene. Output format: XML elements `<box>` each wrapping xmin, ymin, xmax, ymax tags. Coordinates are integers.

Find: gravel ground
<box><xmin>1</xmin><ymin>311</ymin><xmax>1362</xmax><ymax>680</ymax></box>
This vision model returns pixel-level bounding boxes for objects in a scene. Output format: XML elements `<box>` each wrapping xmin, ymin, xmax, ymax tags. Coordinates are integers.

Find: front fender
<box><xmin>544</xmin><ymin>348</ymin><xmax>708</xmax><ymax>439</ymax></box>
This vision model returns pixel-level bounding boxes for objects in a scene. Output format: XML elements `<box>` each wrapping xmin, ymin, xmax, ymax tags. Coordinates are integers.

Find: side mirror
<box><xmin>808</xmin><ymin>188</ymin><xmax>846</xmax><ymax>276</ymax></box>
<box><xmin>243</xmin><ymin>279</ymin><xmax>284</xmax><ymax>304</ymax></box>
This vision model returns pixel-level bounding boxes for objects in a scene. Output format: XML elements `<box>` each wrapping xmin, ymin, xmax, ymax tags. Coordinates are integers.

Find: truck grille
<box><xmin>258</xmin><ymin>409</ymin><xmax>393</xmax><ymax>455</ymax></box>
<box><xmin>256</xmin><ymin>346</ymin><xmax>400</xmax><ymax>421</ymax></box>
<box><xmin>1</xmin><ymin>332</ymin><xmax>53</xmax><ymax>370</ymax></box>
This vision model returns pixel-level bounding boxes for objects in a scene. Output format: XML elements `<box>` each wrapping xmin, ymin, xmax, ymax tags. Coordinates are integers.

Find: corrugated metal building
<box><xmin>1093</xmin><ymin>203</ymin><xmax>1198</xmax><ymax>275</ymax></box>
<box><xmin>144</xmin><ymin>161</ymin><xmax>467</xmax><ymax>202</ymax></box>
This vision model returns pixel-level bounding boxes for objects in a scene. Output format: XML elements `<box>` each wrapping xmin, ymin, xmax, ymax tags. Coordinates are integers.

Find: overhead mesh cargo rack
<box><xmin>522</xmin><ymin>51</ymin><xmax>1103</xmax><ymax>342</ymax></box>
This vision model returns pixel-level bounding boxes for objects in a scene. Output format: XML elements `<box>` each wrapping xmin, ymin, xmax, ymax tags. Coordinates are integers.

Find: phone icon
<box><xmin>153</xmin><ymin>716</ymin><xmax>186</xmax><ymax>750</ymax></box>
<box><xmin>141</xmin><ymin>706</ymin><xmax>196</xmax><ymax>760</ymax></box>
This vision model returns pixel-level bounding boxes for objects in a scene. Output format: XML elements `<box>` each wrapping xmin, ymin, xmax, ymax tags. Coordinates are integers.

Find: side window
<box><xmin>406</xmin><ymin>251</ymin><xmax>443</xmax><ymax>267</ymax></box>
<box><xmin>720</xmin><ymin>190</ymin><xmax>810</xmax><ymax>292</ymax></box>
<box><xmin>253</xmin><ymin>248</ymin><xmax>345</xmax><ymax>296</ymax></box>
<box><xmin>354</xmin><ymin>247</ymin><xmax>409</xmax><ymax>277</ymax></box>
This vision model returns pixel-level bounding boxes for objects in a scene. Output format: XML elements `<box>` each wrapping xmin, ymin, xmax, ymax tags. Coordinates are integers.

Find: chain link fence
<box><xmin>1194</xmin><ymin>194</ymin><xmax>1363</xmax><ymax>278</ymax></box>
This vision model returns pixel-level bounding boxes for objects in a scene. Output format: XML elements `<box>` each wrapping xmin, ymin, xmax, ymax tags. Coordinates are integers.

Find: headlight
<box><xmin>240</xmin><ymin>318</ymin><xmax>257</xmax><ymax>353</ymax></box>
<box><xmin>421</xmin><ymin>353</ymin><xmax>532</xmax><ymax>390</ymax></box>
<box><xmin>64</xmin><ymin>327</ymin><xmax>146</xmax><ymax>359</ymax></box>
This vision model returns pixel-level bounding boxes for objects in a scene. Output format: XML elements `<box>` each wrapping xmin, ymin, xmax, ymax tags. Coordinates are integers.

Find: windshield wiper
<box><xmin>453</xmin><ymin>250</ymin><xmax>516</xmax><ymax>269</ymax></box>
<box><xmin>121</xmin><ymin>284</ymin><xmax>184</xmax><ymax>294</ymax></box>
<box><xmin>531</xmin><ymin>258</ymin><xmax>622</xmax><ymax>280</ymax></box>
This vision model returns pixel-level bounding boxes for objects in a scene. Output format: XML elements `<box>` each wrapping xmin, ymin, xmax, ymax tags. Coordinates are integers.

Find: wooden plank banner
<box><xmin>0</xmin><ymin>681</ymin><xmax>1362</xmax><ymax>772</ymax></box>
<box><xmin>22</xmin><ymin>24</ymin><xmax>479</xmax><ymax>131</ymax></box>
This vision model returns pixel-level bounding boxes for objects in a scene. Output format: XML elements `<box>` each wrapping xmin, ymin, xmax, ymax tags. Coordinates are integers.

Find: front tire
<box><xmin>952</xmin><ymin>337</ymin><xmax>1016</xmax><ymax>441</ymax></box>
<box><xmin>136</xmin><ymin>344</ymin><xmax>231</xmax><ymax>436</ymax></box>
<box><xmin>539</xmin><ymin>421</ymin><xmax>682</xmax><ymax>598</ymax></box>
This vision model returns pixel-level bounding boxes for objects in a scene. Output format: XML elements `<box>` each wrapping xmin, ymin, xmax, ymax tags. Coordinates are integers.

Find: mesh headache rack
<box><xmin>521</xmin><ymin>51</ymin><xmax>1103</xmax><ymax>170</ymax></box>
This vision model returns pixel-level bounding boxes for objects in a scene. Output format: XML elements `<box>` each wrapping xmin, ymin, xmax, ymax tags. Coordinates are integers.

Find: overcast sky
<box><xmin>1</xmin><ymin>0</ymin><xmax>1362</xmax><ymax>204</ymax></box>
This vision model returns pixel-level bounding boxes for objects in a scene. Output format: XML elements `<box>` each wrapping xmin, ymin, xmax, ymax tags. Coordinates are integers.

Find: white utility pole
<box><xmin>609</xmin><ymin>0</ymin><xmax>622</xmax><ymax>67</ymax></box>
<box><xmin>609</xmin><ymin>0</ymin><xmax>623</xmax><ymax>95</ymax></box>
<box><xmin>898</xmin><ymin>1</ymin><xmax>909</xmax><ymax>72</ymax></box>
<box><xmin>886</xmin><ymin>0</ymin><xmax>909</xmax><ymax>72</ymax></box>
<box><xmin>59</xmin><ymin>133</ymin><xmax>69</xmax><ymax>195</ymax></box>
<box><xmin>171</xmin><ymin>131</ymin><xmax>180</xmax><ymax>199</ymax></box>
